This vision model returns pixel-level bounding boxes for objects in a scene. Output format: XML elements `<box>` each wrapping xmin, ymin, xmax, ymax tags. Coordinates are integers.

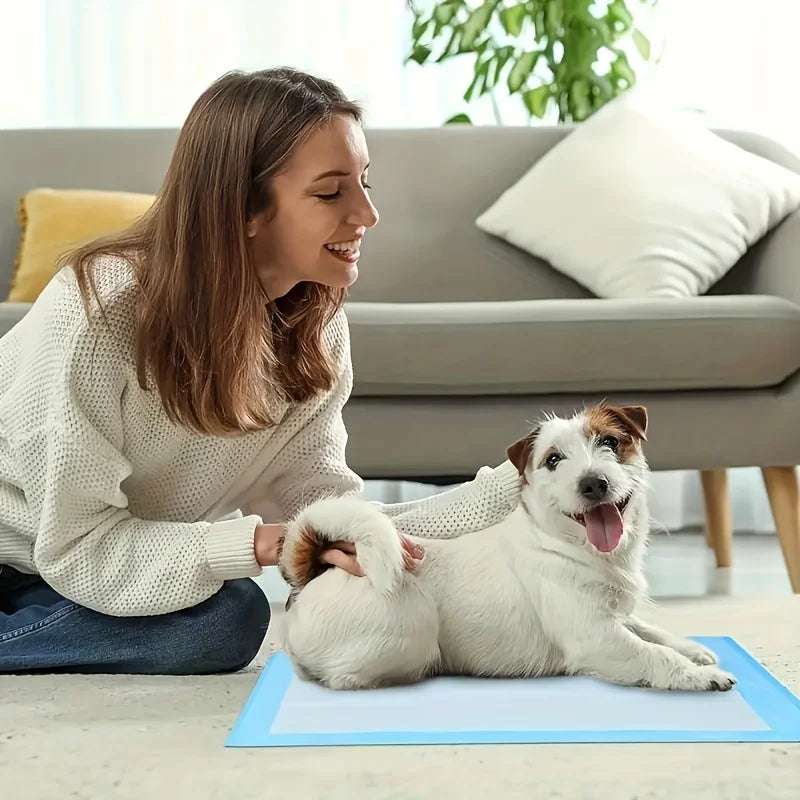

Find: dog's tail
<box><xmin>278</xmin><ymin>496</ymin><xmax>405</xmax><ymax>596</ymax></box>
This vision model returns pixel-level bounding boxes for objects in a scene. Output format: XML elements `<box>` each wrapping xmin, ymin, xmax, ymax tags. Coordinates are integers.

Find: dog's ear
<box><xmin>608</xmin><ymin>405</ymin><xmax>648</xmax><ymax>442</ymax></box>
<box><xmin>506</xmin><ymin>428</ymin><xmax>538</xmax><ymax>476</ymax></box>
<box><xmin>506</xmin><ymin>438</ymin><xmax>530</xmax><ymax>475</ymax></box>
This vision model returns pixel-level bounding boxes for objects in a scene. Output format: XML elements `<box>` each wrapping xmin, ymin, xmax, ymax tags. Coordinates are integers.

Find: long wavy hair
<box><xmin>64</xmin><ymin>68</ymin><xmax>361</xmax><ymax>435</ymax></box>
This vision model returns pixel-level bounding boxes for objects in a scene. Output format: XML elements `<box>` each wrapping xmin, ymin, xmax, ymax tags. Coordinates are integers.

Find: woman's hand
<box><xmin>254</xmin><ymin>523</ymin><xmax>286</xmax><ymax>567</ymax></box>
<box><xmin>321</xmin><ymin>536</ymin><xmax>424</xmax><ymax>577</ymax></box>
<box><xmin>254</xmin><ymin>523</ymin><xmax>424</xmax><ymax>576</ymax></box>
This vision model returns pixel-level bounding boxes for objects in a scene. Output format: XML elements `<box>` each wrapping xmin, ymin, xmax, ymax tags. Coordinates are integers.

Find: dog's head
<box><xmin>507</xmin><ymin>404</ymin><xmax>649</xmax><ymax>555</ymax></box>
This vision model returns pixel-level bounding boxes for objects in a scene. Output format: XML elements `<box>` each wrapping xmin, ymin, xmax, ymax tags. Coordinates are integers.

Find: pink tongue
<box><xmin>584</xmin><ymin>503</ymin><xmax>624</xmax><ymax>552</ymax></box>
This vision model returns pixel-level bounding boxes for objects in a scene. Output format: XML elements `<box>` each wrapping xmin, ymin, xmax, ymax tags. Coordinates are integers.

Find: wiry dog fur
<box><xmin>279</xmin><ymin>404</ymin><xmax>736</xmax><ymax>692</ymax></box>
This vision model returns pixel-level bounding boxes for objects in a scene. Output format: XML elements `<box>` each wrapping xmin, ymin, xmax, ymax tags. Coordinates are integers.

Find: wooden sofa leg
<box><xmin>700</xmin><ymin>469</ymin><xmax>733</xmax><ymax>568</ymax></box>
<box><xmin>761</xmin><ymin>466</ymin><xmax>800</xmax><ymax>593</ymax></box>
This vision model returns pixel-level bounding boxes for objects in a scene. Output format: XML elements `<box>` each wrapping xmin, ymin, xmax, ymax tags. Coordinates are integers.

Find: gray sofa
<box><xmin>2</xmin><ymin>126</ymin><xmax>800</xmax><ymax>589</ymax></box>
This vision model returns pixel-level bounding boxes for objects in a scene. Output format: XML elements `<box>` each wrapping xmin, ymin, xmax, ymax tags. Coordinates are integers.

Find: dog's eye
<box><xmin>545</xmin><ymin>453</ymin><xmax>563</xmax><ymax>471</ymax></box>
<box><xmin>600</xmin><ymin>435</ymin><xmax>619</xmax><ymax>452</ymax></box>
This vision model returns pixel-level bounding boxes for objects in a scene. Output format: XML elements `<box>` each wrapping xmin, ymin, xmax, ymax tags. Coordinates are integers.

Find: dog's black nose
<box><xmin>579</xmin><ymin>475</ymin><xmax>609</xmax><ymax>501</ymax></box>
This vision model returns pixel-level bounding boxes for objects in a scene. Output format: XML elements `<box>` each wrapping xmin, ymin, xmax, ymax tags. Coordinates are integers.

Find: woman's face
<box><xmin>248</xmin><ymin>114</ymin><xmax>379</xmax><ymax>299</ymax></box>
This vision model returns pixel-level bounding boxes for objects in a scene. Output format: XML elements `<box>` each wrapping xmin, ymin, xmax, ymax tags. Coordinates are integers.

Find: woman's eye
<box><xmin>545</xmin><ymin>453</ymin><xmax>562</xmax><ymax>470</ymax></box>
<box><xmin>317</xmin><ymin>182</ymin><xmax>370</xmax><ymax>201</ymax></box>
<box><xmin>600</xmin><ymin>435</ymin><xmax>619</xmax><ymax>452</ymax></box>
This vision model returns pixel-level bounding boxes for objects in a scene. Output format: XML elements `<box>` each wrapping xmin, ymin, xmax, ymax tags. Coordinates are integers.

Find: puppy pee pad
<box><xmin>226</xmin><ymin>637</ymin><xmax>800</xmax><ymax>747</ymax></box>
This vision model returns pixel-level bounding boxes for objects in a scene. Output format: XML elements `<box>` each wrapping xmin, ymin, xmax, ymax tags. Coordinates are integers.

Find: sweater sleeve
<box><xmin>374</xmin><ymin>460</ymin><xmax>522</xmax><ymax>539</ymax></box>
<box><xmin>22</xmin><ymin>301</ymin><xmax>262</xmax><ymax>617</ymax></box>
<box><xmin>240</xmin><ymin>310</ymin><xmax>522</xmax><ymax>538</ymax></box>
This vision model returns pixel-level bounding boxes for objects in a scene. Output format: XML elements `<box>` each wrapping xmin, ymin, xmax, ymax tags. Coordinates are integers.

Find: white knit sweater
<box><xmin>0</xmin><ymin>257</ymin><xmax>521</xmax><ymax>616</ymax></box>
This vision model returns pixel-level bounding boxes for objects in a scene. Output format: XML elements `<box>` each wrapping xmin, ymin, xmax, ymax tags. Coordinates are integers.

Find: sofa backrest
<box><xmin>2</xmin><ymin>125</ymin><xmax>799</xmax><ymax>302</ymax></box>
<box><xmin>360</xmin><ymin>126</ymin><xmax>800</xmax><ymax>302</ymax></box>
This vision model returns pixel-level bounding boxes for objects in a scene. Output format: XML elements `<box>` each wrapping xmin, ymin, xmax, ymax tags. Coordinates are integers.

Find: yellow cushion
<box><xmin>9</xmin><ymin>188</ymin><xmax>155</xmax><ymax>302</ymax></box>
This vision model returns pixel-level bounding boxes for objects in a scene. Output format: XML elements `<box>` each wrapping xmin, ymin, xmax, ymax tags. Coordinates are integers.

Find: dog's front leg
<box><xmin>563</xmin><ymin>619</ymin><xmax>735</xmax><ymax>691</ymax></box>
<box><xmin>624</xmin><ymin>615</ymin><xmax>718</xmax><ymax>666</ymax></box>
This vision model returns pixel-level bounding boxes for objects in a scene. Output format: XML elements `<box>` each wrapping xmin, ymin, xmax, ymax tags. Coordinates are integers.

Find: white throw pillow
<box><xmin>475</xmin><ymin>90</ymin><xmax>800</xmax><ymax>298</ymax></box>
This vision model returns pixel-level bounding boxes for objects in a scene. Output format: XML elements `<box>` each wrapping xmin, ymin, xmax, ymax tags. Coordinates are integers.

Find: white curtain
<box><xmin>1</xmin><ymin>0</ymin><xmax>413</xmax><ymax>128</ymax></box>
<box><xmin>648</xmin><ymin>0</ymin><xmax>800</xmax><ymax>155</ymax></box>
<box><xmin>3</xmin><ymin>0</ymin><xmax>799</xmax><ymax>153</ymax></box>
<box><xmin>1</xmin><ymin>0</ymin><xmax>794</xmax><ymax>533</ymax></box>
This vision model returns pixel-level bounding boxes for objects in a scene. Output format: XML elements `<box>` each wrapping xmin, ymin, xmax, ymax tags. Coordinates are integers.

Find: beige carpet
<box><xmin>2</xmin><ymin>595</ymin><xmax>799</xmax><ymax>800</ymax></box>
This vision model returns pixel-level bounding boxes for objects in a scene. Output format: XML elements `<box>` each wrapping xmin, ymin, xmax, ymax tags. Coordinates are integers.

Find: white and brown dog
<box><xmin>278</xmin><ymin>404</ymin><xmax>735</xmax><ymax>692</ymax></box>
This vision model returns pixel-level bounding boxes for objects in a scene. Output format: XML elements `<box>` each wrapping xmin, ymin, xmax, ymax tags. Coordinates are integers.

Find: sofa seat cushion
<box><xmin>346</xmin><ymin>295</ymin><xmax>800</xmax><ymax>396</ymax></box>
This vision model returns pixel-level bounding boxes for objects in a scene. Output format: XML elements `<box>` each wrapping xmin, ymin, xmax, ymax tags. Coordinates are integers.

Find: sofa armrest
<box><xmin>0</xmin><ymin>301</ymin><xmax>32</xmax><ymax>337</ymax></box>
<box><xmin>748</xmin><ymin>209</ymin><xmax>800</xmax><ymax>307</ymax></box>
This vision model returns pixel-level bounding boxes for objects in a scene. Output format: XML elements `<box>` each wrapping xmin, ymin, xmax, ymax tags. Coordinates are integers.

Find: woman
<box><xmin>0</xmin><ymin>68</ymin><xmax>521</xmax><ymax>675</ymax></box>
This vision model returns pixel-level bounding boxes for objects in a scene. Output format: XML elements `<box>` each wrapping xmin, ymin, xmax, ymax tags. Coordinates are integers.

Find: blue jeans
<box><xmin>0</xmin><ymin>565</ymin><xmax>271</xmax><ymax>674</ymax></box>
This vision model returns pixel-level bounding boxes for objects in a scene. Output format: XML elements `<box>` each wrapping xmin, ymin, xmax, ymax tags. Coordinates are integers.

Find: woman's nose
<box><xmin>347</xmin><ymin>193</ymin><xmax>379</xmax><ymax>229</ymax></box>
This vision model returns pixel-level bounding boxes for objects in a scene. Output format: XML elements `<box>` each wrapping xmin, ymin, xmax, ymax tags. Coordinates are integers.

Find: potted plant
<box><xmin>407</xmin><ymin>0</ymin><xmax>659</xmax><ymax>124</ymax></box>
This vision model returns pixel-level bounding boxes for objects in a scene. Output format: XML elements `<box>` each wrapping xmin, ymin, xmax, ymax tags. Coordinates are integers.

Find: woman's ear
<box><xmin>246</xmin><ymin>208</ymin><xmax>269</xmax><ymax>239</ymax></box>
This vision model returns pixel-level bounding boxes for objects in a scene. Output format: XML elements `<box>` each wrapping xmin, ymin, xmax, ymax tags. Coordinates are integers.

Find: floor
<box><xmin>4</xmin><ymin>594</ymin><xmax>798</xmax><ymax>800</ymax></box>
<box><xmin>645</xmin><ymin>530</ymin><xmax>792</xmax><ymax>597</ymax></box>
<box><xmin>3</xmin><ymin>520</ymin><xmax>797</xmax><ymax>800</ymax></box>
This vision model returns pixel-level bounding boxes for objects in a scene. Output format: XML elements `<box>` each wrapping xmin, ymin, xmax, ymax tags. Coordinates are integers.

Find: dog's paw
<box><xmin>676</xmin><ymin>640</ymin><xmax>719</xmax><ymax>666</ymax></box>
<box><xmin>699</xmin><ymin>666</ymin><xmax>737</xmax><ymax>691</ymax></box>
<box><xmin>678</xmin><ymin>665</ymin><xmax>736</xmax><ymax>692</ymax></box>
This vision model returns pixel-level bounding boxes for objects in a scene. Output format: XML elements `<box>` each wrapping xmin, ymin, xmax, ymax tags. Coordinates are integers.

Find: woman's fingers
<box><xmin>328</xmin><ymin>540</ymin><xmax>356</xmax><ymax>555</ymax></box>
<box><xmin>320</xmin><ymin>537</ymin><xmax>423</xmax><ymax>577</ymax></box>
<box><xmin>320</xmin><ymin>547</ymin><xmax>364</xmax><ymax>577</ymax></box>
<box><xmin>401</xmin><ymin>536</ymin><xmax>425</xmax><ymax>572</ymax></box>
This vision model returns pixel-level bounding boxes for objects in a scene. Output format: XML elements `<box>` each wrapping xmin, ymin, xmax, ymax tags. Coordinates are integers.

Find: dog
<box><xmin>278</xmin><ymin>404</ymin><xmax>736</xmax><ymax>693</ymax></box>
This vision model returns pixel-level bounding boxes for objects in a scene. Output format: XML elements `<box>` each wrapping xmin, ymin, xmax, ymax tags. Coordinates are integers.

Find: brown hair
<box><xmin>64</xmin><ymin>67</ymin><xmax>362</xmax><ymax>435</ymax></box>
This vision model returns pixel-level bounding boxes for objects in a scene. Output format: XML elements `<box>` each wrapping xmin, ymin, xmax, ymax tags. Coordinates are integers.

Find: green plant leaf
<box><xmin>499</xmin><ymin>3</ymin><xmax>527</xmax><ymax>36</ymax></box>
<box><xmin>444</xmin><ymin>112</ymin><xmax>473</xmax><ymax>124</ymax></box>
<box><xmin>563</xmin><ymin>18</ymin><xmax>606</xmax><ymax>75</ymax></box>
<box><xmin>460</xmin><ymin>0</ymin><xmax>495</xmax><ymax>50</ymax></box>
<box><xmin>463</xmin><ymin>74</ymin><xmax>482</xmax><ymax>103</ymax></box>
<box><xmin>435</xmin><ymin>28</ymin><xmax>461</xmax><ymax>62</ymax></box>
<box><xmin>523</xmin><ymin>84</ymin><xmax>551</xmax><ymax>119</ymax></box>
<box><xmin>433</xmin><ymin>2</ymin><xmax>460</xmax><ymax>26</ymax></box>
<box><xmin>412</xmin><ymin>15</ymin><xmax>430</xmax><ymax>41</ymax></box>
<box><xmin>587</xmin><ymin>17</ymin><xmax>613</xmax><ymax>48</ymax></box>
<box><xmin>491</xmin><ymin>45</ymin><xmax>514</xmax><ymax>85</ymax></box>
<box><xmin>544</xmin><ymin>1</ymin><xmax>563</xmax><ymax>39</ymax></box>
<box><xmin>464</xmin><ymin>55</ymin><xmax>491</xmax><ymax>102</ymax></box>
<box><xmin>631</xmin><ymin>28</ymin><xmax>651</xmax><ymax>60</ymax></box>
<box><xmin>607</xmin><ymin>0</ymin><xmax>634</xmax><ymax>32</ymax></box>
<box><xmin>409</xmin><ymin>44</ymin><xmax>433</xmax><ymax>65</ymax></box>
<box><xmin>507</xmin><ymin>51</ymin><xmax>539</xmax><ymax>93</ymax></box>
<box><xmin>610</xmin><ymin>52</ymin><xmax>636</xmax><ymax>86</ymax></box>
<box><xmin>589</xmin><ymin>74</ymin><xmax>614</xmax><ymax>109</ymax></box>
<box><xmin>482</xmin><ymin>54</ymin><xmax>499</xmax><ymax>94</ymax></box>
<box><xmin>568</xmin><ymin>77</ymin><xmax>592</xmax><ymax>121</ymax></box>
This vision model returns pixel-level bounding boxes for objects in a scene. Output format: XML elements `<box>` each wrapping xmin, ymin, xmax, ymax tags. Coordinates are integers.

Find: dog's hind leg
<box><xmin>283</xmin><ymin>568</ymin><xmax>440</xmax><ymax>690</ymax></box>
<box><xmin>323</xmin><ymin>673</ymin><xmax>376</xmax><ymax>690</ymax></box>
